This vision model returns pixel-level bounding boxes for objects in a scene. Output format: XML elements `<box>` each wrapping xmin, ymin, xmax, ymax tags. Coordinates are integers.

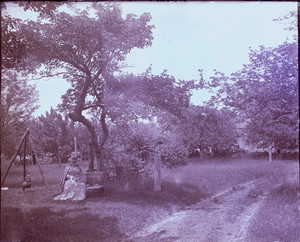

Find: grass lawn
<box><xmin>1</xmin><ymin>158</ymin><xmax>299</xmax><ymax>241</ymax></box>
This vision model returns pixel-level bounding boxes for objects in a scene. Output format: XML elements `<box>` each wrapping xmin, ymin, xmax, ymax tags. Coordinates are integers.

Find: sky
<box><xmin>3</xmin><ymin>2</ymin><xmax>297</xmax><ymax>116</ymax></box>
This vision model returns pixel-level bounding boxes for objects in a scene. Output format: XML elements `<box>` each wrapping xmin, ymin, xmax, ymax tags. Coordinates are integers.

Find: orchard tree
<box><xmin>207</xmin><ymin>41</ymin><xmax>298</xmax><ymax>161</ymax></box>
<box><xmin>35</xmin><ymin>109</ymin><xmax>71</xmax><ymax>164</ymax></box>
<box><xmin>1</xmin><ymin>2</ymin><xmax>62</xmax><ymax>69</ymax></box>
<box><xmin>105</xmin><ymin>70</ymin><xmax>203</xmax><ymax>123</ymax></box>
<box><xmin>97</xmin><ymin>71</ymin><xmax>202</xmax><ymax>185</ymax></box>
<box><xmin>29</xmin><ymin>110</ymin><xmax>92</xmax><ymax>163</ymax></box>
<box><xmin>1</xmin><ymin>2</ymin><xmax>61</xmax><ymax>159</ymax></box>
<box><xmin>19</xmin><ymin>3</ymin><xmax>154</xmax><ymax>170</ymax></box>
<box><xmin>0</xmin><ymin>70</ymin><xmax>39</xmax><ymax>158</ymax></box>
<box><xmin>178</xmin><ymin>105</ymin><xmax>238</xmax><ymax>157</ymax></box>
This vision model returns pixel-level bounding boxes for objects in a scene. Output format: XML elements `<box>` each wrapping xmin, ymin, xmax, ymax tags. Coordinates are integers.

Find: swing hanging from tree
<box><xmin>1</xmin><ymin>129</ymin><xmax>49</xmax><ymax>190</ymax></box>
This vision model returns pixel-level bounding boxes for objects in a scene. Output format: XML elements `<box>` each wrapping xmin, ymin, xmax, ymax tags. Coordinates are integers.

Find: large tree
<box><xmin>207</xmin><ymin>40</ymin><xmax>298</xmax><ymax>161</ymax></box>
<box><xmin>101</xmin><ymin>71</ymin><xmax>201</xmax><ymax>188</ymax></box>
<box><xmin>1</xmin><ymin>2</ymin><xmax>62</xmax><ymax>159</ymax></box>
<box><xmin>19</xmin><ymin>3</ymin><xmax>154</xmax><ymax>170</ymax></box>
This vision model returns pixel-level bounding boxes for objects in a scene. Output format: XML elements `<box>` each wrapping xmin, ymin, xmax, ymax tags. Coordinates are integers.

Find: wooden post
<box><xmin>153</xmin><ymin>153</ymin><xmax>161</xmax><ymax>191</ymax></box>
<box><xmin>74</xmin><ymin>136</ymin><xmax>77</xmax><ymax>156</ymax></box>
<box><xmin>23</xmin><ymin>133</ymin><xmax>27</xmax><ymax>179</ymax></box>
<box><xmin>28</xmin><ymin>134</ymin><xmax>49</xmax><ymax>188</ymax></box>
<box><xmin>80</xmin><ymin>146</ymin><xmax>83</xmax><ymax>162</ymax></box>
<box><xmin>58</xmin><ymin>156</ymin><xmax>62</xmax><ymax>167</ymax></box>
<box><xmin>268</xmin><ymin>143</ymin><xmax>274</xmax><ymax>162</ymax></box>
<box><xmin>88</xmin><ymin>142</ymin><xmax>95</xmax><ymax>172</ymax></box>
<box><xmin>1</xmin><ymin>129</ymin><xmax>29</xmax><ymax>186</ymax></box>
<box><xmin>268</xmin><ymin>149</ymin><xmax>272</xmax><ymax>162</ymax></box>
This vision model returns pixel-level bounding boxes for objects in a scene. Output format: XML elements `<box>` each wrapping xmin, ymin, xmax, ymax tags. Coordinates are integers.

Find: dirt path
<box><xmin>130</xmin><ymin>176</ymin><xmax>287</xmax><ymax>242</ymax></box>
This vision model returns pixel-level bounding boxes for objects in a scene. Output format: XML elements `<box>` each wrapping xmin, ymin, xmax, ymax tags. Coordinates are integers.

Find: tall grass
<box><xmin>162</xmin><ymin>158</ymin><xmax>298</xmax><ymax>196</ymax></box>
<box><xmin>1</xmin><ymin>158</ymin><xmax>298</xmax><ymax>201</ymax></box>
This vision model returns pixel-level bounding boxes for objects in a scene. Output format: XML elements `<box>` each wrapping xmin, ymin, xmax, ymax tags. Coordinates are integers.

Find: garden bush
<box><xmin>104</xmin><ymin>121</ymin><xmax>188</xmax><ymax>190</ymax></box>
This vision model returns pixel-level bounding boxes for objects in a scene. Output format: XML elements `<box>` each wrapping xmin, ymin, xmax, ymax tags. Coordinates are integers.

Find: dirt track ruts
<box><xmin>129</xmin><ymin>176</ymin><xmax>285</xmax><ymax>242</ymax></box>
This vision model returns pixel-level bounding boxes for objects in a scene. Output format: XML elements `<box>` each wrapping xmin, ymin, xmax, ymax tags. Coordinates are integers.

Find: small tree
<box><xmin>101</xmin><ymin>71</ymin><xmax>200</xmax><ymax>190</ymax></box>
<box><xmin>178</xmin><ymin>105</ymin><xmax>238</xmax><ymax>158</ymax></box>
<box><xmin>30</xmin><ymin>110</ymin><xmax>91</xmax><ymax>163</ymax></box>
<box><xmin>36</xmin><ymin>109</ymin><xmax>71</xmax><ymax>163</ymax></box>
<box><xmin>1</xmin><ymin>71</ymin><xmax>39</xmax><ymax>158</ymax></box>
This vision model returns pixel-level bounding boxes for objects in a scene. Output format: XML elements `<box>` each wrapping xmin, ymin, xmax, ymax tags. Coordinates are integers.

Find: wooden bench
<box><xmin>84</xmin><ymin>172</ymin><xmax>105</xmax><ymax>194</ymax></box>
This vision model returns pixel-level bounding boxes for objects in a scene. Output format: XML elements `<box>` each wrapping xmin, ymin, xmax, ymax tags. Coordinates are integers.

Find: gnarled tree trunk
<box><xmin>68</xmin><ymin>75</ymin><xmax>106</xmax><ymax>171</ymax></box>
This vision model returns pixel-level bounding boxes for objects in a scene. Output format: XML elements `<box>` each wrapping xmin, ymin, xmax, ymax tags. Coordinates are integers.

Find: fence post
<box><xmin>88</xmin><ymin>142</ymin><xmax>95</xmax><ymax>172</ymax></box>
<box><xmin>74</xmin><ymin>136</ymin><xmax>77</xmax><ymax>156</ymax></box>
<box><xmin>153</xmin><ymin>153</ymin><xmax>161</xmax><ymax>191</ymax></box>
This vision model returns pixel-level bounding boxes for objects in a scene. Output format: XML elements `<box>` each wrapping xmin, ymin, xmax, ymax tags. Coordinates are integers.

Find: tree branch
<box><xmin>26</xmin><ymin>72</ymin><xmax>69</xmax><ymax>81</ymax></box>
<box><xmin>82</xmin><ymin>104</ymin><xmax>98</xmax><ymax>110</ymax></box>
<box><xmin>267</xmin><ymin>112</ymin><xmax>296</xmax><ymax>126</ymax></box>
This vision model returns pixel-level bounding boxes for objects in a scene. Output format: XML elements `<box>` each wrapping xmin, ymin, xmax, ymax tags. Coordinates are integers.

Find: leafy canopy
<box><xmin>207</xmin><ymin>41</ymin><xmax>298</xmax><ymax>150</ymax></box>
<box><xmin>17</xmin><ymin>3</ymin><xmax>154</xmax><ymax>170</ymax></box>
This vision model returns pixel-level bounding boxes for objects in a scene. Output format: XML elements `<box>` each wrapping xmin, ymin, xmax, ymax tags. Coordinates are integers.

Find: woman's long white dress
<box><xmin>54</xmin><ymin>164</ymin><xmax>86</xmax><ymax>201</ymax></box>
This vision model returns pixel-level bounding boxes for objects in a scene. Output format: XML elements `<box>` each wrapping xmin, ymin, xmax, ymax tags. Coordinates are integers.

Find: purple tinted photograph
<box><xmin>1</xmin><ymin>2</ymin><xmax>299</xmax><ymax>241</ymax></box>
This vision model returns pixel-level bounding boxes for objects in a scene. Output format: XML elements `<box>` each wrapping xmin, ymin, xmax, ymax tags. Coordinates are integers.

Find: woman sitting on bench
<box><xmin>54</xmin><ymin>154</ymin><xmax>86</xmax><ymax>201</ymax></box>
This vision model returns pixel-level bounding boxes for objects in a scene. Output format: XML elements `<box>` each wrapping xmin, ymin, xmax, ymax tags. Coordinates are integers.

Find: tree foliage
<box><xmin>18</xmin><ymin>3</ymin><xmax>154</xmax><ymax>170</ymax></box>
<box><xmin>32</xmin><ymin>109</ymin><xmax>70</xmax><ymax>162</ymax></box>
<box><xmin>96</xmin><ymin>71</ymin><xmax>202</xmax><ymax>185</ymax></box>
<box><xmin>1</xmin><ymin>15</ymin><xmax>28</xmax><ymax>69</ymax></box>
<box><xmin>16</xmin><ymin>2</ymin><xmax>62</xmax><ymax>17</ymax></box>
<box><xmin>106</xmin><ymin>70</ymin><xmax>204</xmax><ymax>127</ymax></box>
<box><xmin>1</xmin><ymin>71</ymin><xmax>39</xmax><ymax>157</ymax></box>
<box><xmin>1</xmin><ymin>2</ymin><xmax>62</xmax><ymax>69</ymax></box>
<box><xmin>178</xmin><ymin>105</ymin><xmax>238</xmax><ymax>157</ymax></box>
<box><xmin>1</xmin><ymin>2</ymin><xmax>62</xmax><ymax>158</ymax></box>
<box><xmin>207</xmin><ymin>41</ymin><xmax>298</xmax><ymax>157</ymax></box>
<box><xmin>29</xmin><ymin>109</ymin><xmax>92</xmax><ymax>163</ymax></box>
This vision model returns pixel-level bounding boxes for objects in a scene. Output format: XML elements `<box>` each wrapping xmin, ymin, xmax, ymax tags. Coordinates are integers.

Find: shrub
<box><xmin>104</xmin><ymin>121</ymin><xmax>188</xmax><ymax>190</ymax></box>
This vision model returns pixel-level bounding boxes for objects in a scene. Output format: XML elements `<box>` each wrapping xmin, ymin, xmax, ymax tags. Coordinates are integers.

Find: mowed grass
<box><xmin>1</xmin><ymin>158</ymin><xmax>299</xmax><ymax>241</ymax></box>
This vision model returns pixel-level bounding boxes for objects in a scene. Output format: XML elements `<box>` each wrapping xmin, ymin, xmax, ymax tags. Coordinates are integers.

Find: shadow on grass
<box><xmin>1</xmin><ymin>206</ymin><xmax>126</xmax><ymax>242</ymax></box>
<box><xmin>100</xmin><ymin>181</ymin><xmax>208</xmax><ymax>209</ymax></box>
